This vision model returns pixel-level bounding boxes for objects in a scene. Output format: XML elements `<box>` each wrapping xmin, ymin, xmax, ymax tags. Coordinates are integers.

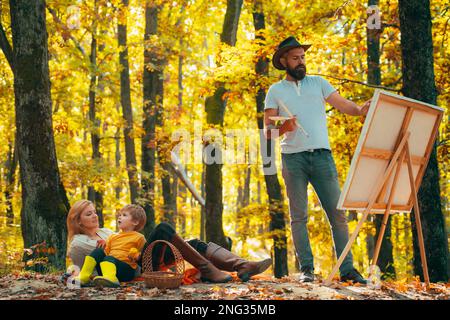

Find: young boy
<box><xmin>76</xmin><ymin>204</ymin><xmax>147</xmax><ymax>287</ymax></box>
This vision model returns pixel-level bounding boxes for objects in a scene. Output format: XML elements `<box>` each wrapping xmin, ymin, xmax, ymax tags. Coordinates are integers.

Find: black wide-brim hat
<box><xmin>272</xmin><ymin>36</ymin><xmax>311</xmax><ymax>70</ymax></box>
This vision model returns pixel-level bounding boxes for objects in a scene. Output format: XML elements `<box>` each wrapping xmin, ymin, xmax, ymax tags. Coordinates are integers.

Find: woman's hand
<box><xmin>96</xmin><ymin>239</ymin><xmax>106</xmax><ymax>249</ymax></box>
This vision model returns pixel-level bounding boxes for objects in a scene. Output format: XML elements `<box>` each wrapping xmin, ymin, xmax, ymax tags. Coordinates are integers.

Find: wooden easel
<box><xmin>324</xmin><ymin>131</ymin><xmax>430</xmax><ymax>289</ymax></box>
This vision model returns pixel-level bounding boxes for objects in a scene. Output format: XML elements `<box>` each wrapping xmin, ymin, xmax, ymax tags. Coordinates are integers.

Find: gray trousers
<box><xmin>281</xmin><ymin>149</ymin><xmax>354</xmax><ymax>274</ymax></box>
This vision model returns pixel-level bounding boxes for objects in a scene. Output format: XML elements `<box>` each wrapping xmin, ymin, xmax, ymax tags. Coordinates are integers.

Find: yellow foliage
<box><xmin>0</xmin><ymin>0</ymin><xmax>448</xmax><ymax>278</ymax></box>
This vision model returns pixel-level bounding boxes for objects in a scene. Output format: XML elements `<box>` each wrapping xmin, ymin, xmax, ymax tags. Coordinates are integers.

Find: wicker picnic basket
<box><xmin>141</xmin><ymin>240</ymin><xmax>185</xmax><ymax>289</ymax></box>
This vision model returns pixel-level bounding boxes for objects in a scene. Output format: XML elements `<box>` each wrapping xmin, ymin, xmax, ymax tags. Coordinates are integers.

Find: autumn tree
<box><xmin>204</xmin><ymin>0</ymin><xmax>243</xmax><ymax>249</ymax></box>
<box><xmin>252</xmin><ymin>0</ymin><xmax>288</xmax><ymax>278</ymax></box>
<box><xmin>367</xmin><ymin>0</ymin><xmax>395</xmax><ymax>279</ymax></box>
<box><xmin>399</xmin><ymin>0</ymin><xmax>449</xmax><ymax>282</ymax></box>
<box><xmin>1</xmin><ymin>2</ymin><xmax>17</xmax><ymax>227</ymax></box>
<box><xmin>87</xmin><ymin>0</ymin><xmax>104</xmax><ymax>226</ymax></box>
<box><xmin>3</xmin><ymin>139</ymin><xmax>17</xmax><ymax>226</ymax></box>
<box><xmin>141</xmin><ymin>1</ymin><xmax>161</xmax><ymax>235</ymax></box>
<box><xmin>0</xmin><ymin>0</ymin><xmax>448</xmax><ymax>280</ymax></box>
<box><xmin>119</xmin><ymin>0</ymin><xmax>139</xmax><ymax>205</ymax></box>
<box><xmin>7</xmin><ymin>0</ymin><xmax>70</xmax><ymax>269</ymax></box>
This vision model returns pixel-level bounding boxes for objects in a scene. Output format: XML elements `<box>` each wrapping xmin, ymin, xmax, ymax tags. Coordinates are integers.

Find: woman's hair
<box><xmin>117</xmin><ymin>204</ymin><xmax>147</xmax><ymax>232</ymax></box>
<box><xmin>67</xmin><ymin>199</ymin><xmax>95</xmax><ymax>243</ymax></box>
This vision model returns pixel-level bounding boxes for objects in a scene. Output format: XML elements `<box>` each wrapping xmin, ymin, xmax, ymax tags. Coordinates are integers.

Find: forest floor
<box><xmin>0</xmin><ymin>271</ymin><xmax>448</xmax><ymax>300</ymax></box>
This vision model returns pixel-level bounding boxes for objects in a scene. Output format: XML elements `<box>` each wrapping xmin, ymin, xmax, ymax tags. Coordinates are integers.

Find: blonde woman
<box><xmin>66</xmin><ymin>200</ymin><xmax>272</xmax><ymax>284</ymax></box>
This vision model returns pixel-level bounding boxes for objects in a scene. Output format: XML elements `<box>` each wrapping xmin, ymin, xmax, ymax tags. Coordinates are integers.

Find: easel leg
<box><xmin>405</xmin><ymin>142</ymin><xmax>430</xmax><ymax>289</ymax></box>
<box><xmin>371</xmin><ymin>147</ymin><xmax>407</xmax><ymax>276</ymax></box>
<box><xmin>325</xmin><ymin>132</ymin><xmax>411</xmax><ymax>286</ymax></box>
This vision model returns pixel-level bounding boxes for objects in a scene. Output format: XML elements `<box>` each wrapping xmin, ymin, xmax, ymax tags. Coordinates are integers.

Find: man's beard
<box><xmin>287</xmin><ymin>64</ymin><xmax>306</xmax><ymax>80</ymax></box>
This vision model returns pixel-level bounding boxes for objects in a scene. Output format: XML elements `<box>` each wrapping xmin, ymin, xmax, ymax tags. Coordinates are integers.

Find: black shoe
<box><xmin>340</xmin><ymin>268</ymin><xmax>367</xmax><ymax>285</ymax></box>
<box><xmin>299</xmin><ymin>268</ymin><xmax>315</xmax><ymax>283</ymax></box>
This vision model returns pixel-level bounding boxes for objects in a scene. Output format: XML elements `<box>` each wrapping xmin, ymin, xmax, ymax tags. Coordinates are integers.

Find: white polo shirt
<box><xmin>264</xmin><ymin>75</ymin><xmax>336</xmax><ymax>154</ymax></box>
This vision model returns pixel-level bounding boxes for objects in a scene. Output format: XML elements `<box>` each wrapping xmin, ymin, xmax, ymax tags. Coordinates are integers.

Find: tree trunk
<box><xmin>0</xmin><ymin>17</ymin><xmax>14</xmax><ymax>72</ymax></box>
<box><xmin>243</xmin><ymin>163</ymin><xmax>250</xmax><ymax>208</ymax></box>
<box><xmin>115</xmin><ymin>103</ymin><xmax>121</xmax><ymax>200</ymax></box>
<box><xmin>374</xmin><ymin>215</ymin><xmax>395</xmax><ymax>278</ymax></box>
<box><xmin>142</xmin><ymin>1</ymin><xmax>176</xmax><ymax>230</ymax></box>
<box><xmin>5</xmin><ymin>138</ymin><xmax>18</xmax><ymax>225</ymax></box>
<box><xmin>177</xmin><ymin>46</ymin><xmax>187</xmax><ymax>235</ymax></box>
<box><xmin>119</xmin><ymin>0</ymin><xmax>139</xmax><ymax>204</ymax></box>
<box><xmin>200</xmin><ymin>163</ymin><xmax>206</xmax><ymax>240</ymax></box>
<box><xmin>1</xmin><ymin>9</ymin><xmax>17</xmax><ymax>228</ymax></box>
<box><xmin>252</xmin><ymin>0</ymin><xmax>288</xmax><ymax>277</ymax></box>
<box><xmin>236</xmin><ymin>162</ymin><xmax>251</xmax><ymax>238</ymax></box>
<box><xmin>10</xmin><ymin>0</ymin><xmax>69</xmax><ymax>270</ymax></box>
<box><xmin>178</xmin><ymin>175</ymin><xmax>187</xmax><ymax>236</ymax></box>
<box><xmin>160</xmin><ymin>165</ymin><xmax>177</xmax><ymax>228</ymax></box>
<box><xmin>157</xmin><ymin>109</ymin><xmax>176</xmax><ymax>227</ymax></box>
<box><xmin>172</xmin><ymin>175</ymin><xmax>179</xmax><ymax>230</ymax></box>
<box><xmin>367</xmin><ymin>0</ymin><xmax>381</xmax><ymax>85</ymax></box>
<box><xmin>88</xmin><ymin>0</ymin><xmax>104</xmax><ymax>226</ymax></box>
<box><xmin>204</xmin><ymin>0</ymin><xmax>243</xmax><ymax>250</ymax></box>
<box><xmin>367</xmin><ymin>0</ymin><xmax>395</xmax><ymax>279</ymax></box>
<box><xmin>399</xmin><ymin>0</ymin><xmax>449</xmax><ymax>282</ymax></box>
<box><xmin>141</xmin><ymin>2</ymin><xmax>162</xmax><ymax>235</ymax></box>
<box><xmin>257</xmin><ymin>178</ymin><xmax>261</xmax><ymax>204</ymax></box>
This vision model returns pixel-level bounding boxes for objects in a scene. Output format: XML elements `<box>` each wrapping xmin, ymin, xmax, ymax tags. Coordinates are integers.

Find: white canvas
<box><xmin>337</xmin><ymin>89</ymin><xmax>443</xmax><ymax>214</ymax></box>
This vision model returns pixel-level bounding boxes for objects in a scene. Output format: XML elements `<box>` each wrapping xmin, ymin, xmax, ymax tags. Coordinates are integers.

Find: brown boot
<box><xmin>205</xmin><ymin>242</ymin><xmax>272</xmax><ymax>282</ymax></box>
<box><xmin>170</xmin><ymin>234</ymin><xmax>232</xmax><ymax>283</ymax></box>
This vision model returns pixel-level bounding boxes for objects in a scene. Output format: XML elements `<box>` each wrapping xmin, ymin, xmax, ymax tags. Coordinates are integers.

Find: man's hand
<box><xmin>264</xmin><ymin>108</ymin><xmax>297</xmax><ymax>138</ymax></box>
<box><xmin>326</xmin><ymin>92</ymin><xmax>372</xmax><ymax>117</ymax></box>
<box><xmin>359</xmin><ymin>99</ymin><xmax>371</xmax><ymax>116</ymax></box>
<box><xmin>280</xmin><ymin>116</ymin><xmax>297</xmax><ymax>134</ymax></box>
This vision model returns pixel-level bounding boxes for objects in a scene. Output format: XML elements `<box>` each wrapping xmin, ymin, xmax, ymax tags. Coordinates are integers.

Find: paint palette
<box><xmin>268</xmin><ymin>116</ymin><xmax>291</xmax><ymax>121</ymax></box>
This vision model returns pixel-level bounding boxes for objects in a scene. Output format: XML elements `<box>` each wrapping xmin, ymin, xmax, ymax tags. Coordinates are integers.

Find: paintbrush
<box><xmin>276</xmin><ymin>99</ymin><xmax>309</xmax><ymax>137</ymax></box>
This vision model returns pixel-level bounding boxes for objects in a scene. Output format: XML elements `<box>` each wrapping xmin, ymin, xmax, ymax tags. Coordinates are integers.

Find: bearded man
<box><xmin>264</xmin><ymin>36</ymin><xmax>371</xmax><ymax>284</ymax></box>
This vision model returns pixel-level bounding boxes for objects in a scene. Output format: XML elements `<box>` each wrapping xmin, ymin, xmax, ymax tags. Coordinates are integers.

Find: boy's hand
<box><xmin>96</xmin><ymin>239</ymin><xmax>106</xmax><ymax>249</ymax></box>
<box><xmin>129</xmin><ymin>253</ymin><xmax>141</xmax><ymax>263</ymax></box>
<box><xmin>128</xmin><ymin>248</ymin><xmax>140</xmax><ymax>262</ymax></box>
